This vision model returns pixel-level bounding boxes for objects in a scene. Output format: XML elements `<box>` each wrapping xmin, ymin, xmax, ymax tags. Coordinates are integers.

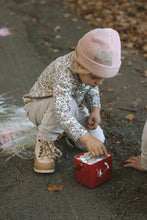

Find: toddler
<box><xmin>23</xmin><ymin>28</ymin><xmax>121</xmax><ymax>173</ymax></box>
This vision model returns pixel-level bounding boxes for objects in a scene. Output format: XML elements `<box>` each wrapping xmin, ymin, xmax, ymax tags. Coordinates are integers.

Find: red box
<box><xmin>74</xmin><ymin>152</ymin><xmax>112</xmax><ymax>188</ymax></box>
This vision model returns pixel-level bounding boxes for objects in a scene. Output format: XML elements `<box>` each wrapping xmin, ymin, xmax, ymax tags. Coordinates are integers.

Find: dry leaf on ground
<box><xmin>63</xmin><ymin>0</ymin><xmax>146</xmax><ymax>55</ymax></box>
<box><xmin>125</xmin><ymin>114</ymin><xmax>135</xmax><ymax>120</ymax></box>
<box><xmin>48</xmin><ymin>185</ymin><xmax>63</xmax><ymax>191</ymax></box>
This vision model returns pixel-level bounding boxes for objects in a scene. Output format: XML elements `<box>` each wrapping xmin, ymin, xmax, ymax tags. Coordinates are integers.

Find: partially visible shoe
<box><xmin>34</xmin><ymin>136</ymin><xmax>62</xmax><ymax>173</ymax></box>
<box><xmin>65</xmin><ymin>137</ymin><xmax>75</xmax><ymax>148</ymax></box>
<box><xmin>65</xmin><ymin>136</ymin><xmax>86</xmax><ymax>151</ymax></box>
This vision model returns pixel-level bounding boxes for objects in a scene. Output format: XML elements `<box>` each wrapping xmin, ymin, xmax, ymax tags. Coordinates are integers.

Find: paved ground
<box><xmin>0</xmin><ymin>0</ymin><xmax>147</xmax><ymax>219</ymax></box>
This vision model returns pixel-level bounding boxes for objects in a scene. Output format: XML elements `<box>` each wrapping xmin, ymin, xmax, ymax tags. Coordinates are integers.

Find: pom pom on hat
<box><xmin>74</xmin><ymin>28</ymin><xmax>121</xmax><ymax>78</ymax></box>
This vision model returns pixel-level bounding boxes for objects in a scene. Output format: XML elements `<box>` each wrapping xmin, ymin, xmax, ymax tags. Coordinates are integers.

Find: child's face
<box><xmin>74</xmin><ymin>60</ymin><xmax>104</xmax><ymax>87</ymax></box>
<box><xmin>79</xmin><ymin>73</ymin><xmax>104</xmax><ymax>87</ymax></box>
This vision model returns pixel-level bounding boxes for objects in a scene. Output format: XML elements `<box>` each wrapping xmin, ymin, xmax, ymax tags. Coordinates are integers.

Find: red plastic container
<box><xmin>74</xmin><ymin>152</ymin><xmax>112</xmax><ymax>188</ymax></box>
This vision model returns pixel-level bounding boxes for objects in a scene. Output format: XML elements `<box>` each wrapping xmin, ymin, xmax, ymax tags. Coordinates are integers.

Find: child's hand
<box><xmin>88</xmin><ymin>107</ymin><xmax>101</xmax><ymax>130</ymax></box>
<box><xmin>124</xmin><ymin>156</ymin><xmax>146</xmax><ymax>172</ymax></box>
<box><xmin>80</xmin><ymin>133</ymin><xmax>108</xmax><ymax>157</ymax></box>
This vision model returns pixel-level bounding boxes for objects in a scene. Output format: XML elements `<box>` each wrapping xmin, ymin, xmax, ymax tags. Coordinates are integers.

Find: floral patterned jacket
<box><xmin>23</xmin><ymin>52</ymin><xmax>101</xmax><ymax>141</ymax></box>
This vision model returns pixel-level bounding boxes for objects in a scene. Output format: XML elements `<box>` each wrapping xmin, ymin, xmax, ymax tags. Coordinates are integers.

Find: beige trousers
<box><xmin>24</xmin><ymin>98</ymin><xmax>105</xmax><ymax>150</ymax></box>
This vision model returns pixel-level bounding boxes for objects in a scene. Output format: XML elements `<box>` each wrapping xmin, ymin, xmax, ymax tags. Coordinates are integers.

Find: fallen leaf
<box><xmin>143</xmin><ymin>44</ymin><xmax>147</xmax><ymax>52</ymax></box>
<box><xmin>62</xmin><ymin>0</ymin><xmax>146</xmax><ymax>54</ymax></box>
<box><xmin>125</xmin><ymin>62</ymin><xmax>132</xmax><ymax>67</ymax></box>
<box><xmin>52</xmin><ymin>48</ymin><xmax>60</xmax><ymax>53</ymax></box>
<box><xmin>125</xmin><ymin>114</ymin><xmax>135</xmax><ymax>120</ymax></box>
<box><xmin>16</xmin><ymin>176</ymin><xmax>23</xmax><ymax>182</ymax></box>
<box><xmin>69</xmin><ymin>46</ymin><xmax>76</xmax><ymax>50</ymax></box>
<box><xmin>48</xmin><ymin>185</ymin><xmax>63</xmax><ymax>191</ymax></box>
<box><xmin>40</xmin><ymin>39</ymin><xmax>51</xmax><ymax>48</ymax></box>
<box><xmin>72</xmin><ymin>17</ymin><xmax>78</xmax><ymax>22</ymax></box>
<box><xmin>126</xmin><ymin>42</ymin><xmax>134</xmax><ymax>49</ymax></box>
<box><xmin>20</xmin><ymin>2</ymin><xmax>30</xmax><ymax>7</ymax></box>
<box><xmin>55</xmin><ymin>35</ymin><xmax>62</xmax><ymax>39</ymax></box>
<box><xmin>116</xmin><ymin>186</ymin><xmax>125</xmax><ymax>200</ymax></box>
<box><xmin>117</xmin><ymin>72</ymin><xmax>122</xmax><ymax>76</ymax></box>
<box><xmin>54</xmin><ymin>26</ymin><xmax>61</xmax><ymax>32</ymax></box>
<box><xmin>76</xmin><ymin>26</ymin><xmax>82</xmax><ymax>30</ymax></box>
<box><xmin>128</xmin><ymin>194</ymin><xmax>143</xmax><ymax>203</ymax></box>
<box><xmin>64</xmin><ymin>13</ymin><xmax>71</xmax><ymax>18</ymax></box>
<box><xmin>105</xmin><ymin>88</ymin><xmax>114</xmax><ymax>92</ymax></box>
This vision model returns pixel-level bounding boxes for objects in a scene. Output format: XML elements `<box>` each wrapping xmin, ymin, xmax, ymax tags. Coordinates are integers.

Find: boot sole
<box><xmin>33</xmin><ymin>167</ymin><xmax>55</xmax><ymax>173</ymax></box>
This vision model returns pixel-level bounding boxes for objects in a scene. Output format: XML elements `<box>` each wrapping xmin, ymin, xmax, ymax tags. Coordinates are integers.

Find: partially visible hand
<box><xmin>88</xmin><ymin>107</ymin><xmax>101</xmax><ymax>130</ymax></box>
<box><xmin>124</xmin><ymin>156</ymin><xmax>146</xmax><ymax>172</ymax></box>
<box><xmin>86</xmin><ymin>138</ymin><xmax>107</xmax><ymax>158</ymax></box>
<box><xmin>80</xmin><ymin>132</ymin><xmax>108</xmax><ymax>157</ymax></box>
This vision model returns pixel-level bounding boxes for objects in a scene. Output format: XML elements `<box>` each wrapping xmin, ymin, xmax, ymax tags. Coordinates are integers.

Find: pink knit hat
<box><xmin>74</xmin><ymin>28</ymin><xmax>121</xmax><ymax>78</ymax></box>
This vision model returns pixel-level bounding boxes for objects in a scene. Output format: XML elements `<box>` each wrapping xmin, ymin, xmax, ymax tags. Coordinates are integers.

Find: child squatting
<box><xmin>23</xmin><ymin>28</ymin><xmax>121</xmax><ymax>174</ymax></box>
